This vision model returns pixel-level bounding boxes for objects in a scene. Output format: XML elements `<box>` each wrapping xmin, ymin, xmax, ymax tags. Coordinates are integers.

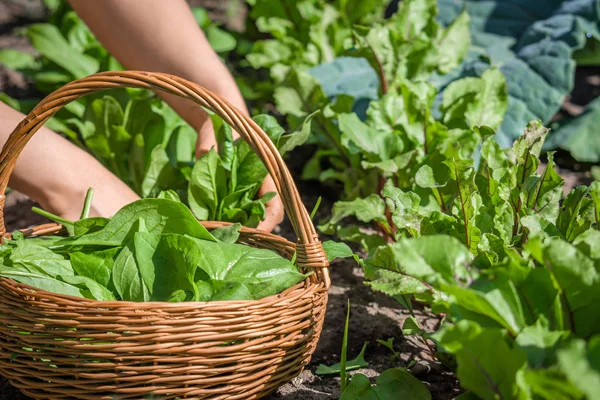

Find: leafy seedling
<box><xmin>340</xmin><ymin>368</ymin><xmax>432</xmax><ymax>400</ymax></box>
<box><xmin>315</xmin><ymin>342</ymin><xmax>369</xmax><ymax>375</ymax></box>
<box><xmin>341</xmin><ymin>299</ymin><xmax>351</xmax><ymax>392</ymax></box>
<box><xmin>376</xmin><ymin>338</ymin><xmax>401</xmax><ymax>362</ymax></box>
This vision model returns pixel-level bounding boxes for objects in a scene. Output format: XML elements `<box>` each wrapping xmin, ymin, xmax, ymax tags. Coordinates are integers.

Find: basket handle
<box><xmin>0</xmin><ymin>71</ymin><xmax>329</xmax><ymax>271</ymax></box>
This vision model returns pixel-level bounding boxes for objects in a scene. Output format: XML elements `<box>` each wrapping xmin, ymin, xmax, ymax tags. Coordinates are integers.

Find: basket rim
<box><xmin>0</xmin><ymin>276</ymin><xmax>325</xmax><ymax>309</ymax></box>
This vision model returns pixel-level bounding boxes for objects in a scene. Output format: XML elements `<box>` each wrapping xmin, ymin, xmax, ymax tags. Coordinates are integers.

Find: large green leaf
<box><xmin>319</xmin><ymin>194</ymin><xmax>387</xmax><ymax>233</ymax></box>
<box><xmin>0</xmin><ymin>49</ymin><xmax>39</xmax><ymax>70</ymax></box>
<box><xmin>308</xmin><ymin>56</ymin><xmax>380</xmax><ymax>107</ymax></box>
<box><xmin>444</xmin><ymin>158</ymin><xmax>482</xmax><ymax>251</ymax></box>
<box><xmin>365</xmin><ymin>235</ymin><xmax>472</xmax><ymax>289</ymax></box>
<box><xmin>340</xmin><ymin>369</ymin><xmax>431</xmax><ymax>400</ymax></box>
<box><xmin>10</xmin><ymin>241</ymin><xmax>73</xmax><ymax>278</ymax></box>
<box><xmin>435</xmin><ymin>322</ymin><xmax>528</xmax><ymax>400</ymax></box>
<box><xmin>519</xmin><ymin>368</ymin><xmax>584</xmax><ymax>400</ymax></box>
<box><xmin>188</xmin><ymin>149</ymin><xmax>226</xmax><ymax>220</ymax></box>
<box><xmin>65</xmin><ymin>199</ymin><xmax>216</xmax><ymax>246</ymax></box>
<box><xmin>557</xmin><ymin>186</ymin><xmax>595</xmax><ymax>242</ymax></box>
<box><xmin>382</xmin><ymin>182</ymin><xmax>423</xmax><ymax>236</ymax></box>
<box><xmin>557</xmin><ymin>337</ymin><xmax>600</xmax><ymax>400</ymax></box>
<box><xmin>538</xmin><ymin>238</ymin><xmax>600</xmax><ymax>337</ymax></box>
<box><xmin>549</xmin><ymin>97</ymin><xmax>600</xmax><ymax>162</ymax></box>
<box><xmin>446</xmin><ymin>277</ymin><xmax>527</xmax><ymax>335</ymax></box>
<box><xmin>69</xmin><ymin>247</ymin><xmax>119</xmax><ymax>288</ymax></box>
<box><xmin>437</xmin><ymin>10</ymin><xmax>471</xmax><ymax>74</ymax></box>
<box><xmin>113</xmin><ymin>233</ymin><xmax>202</xmax><ymax>302</ymax></box>
<box><xmin>205</xmin><ymin>26</ymin><xmax>237</xmax><ymax>53</ymax></box>
<box><xmin>338</xmin><ymin>113</ymin><xmax>402</xmax><ymax>159</ymax></box>
<box><xmin>437</xmin><ymin>0</ymin><xmax>600</xmax><ymax>148</ymax></box>
<box><xmin>441</xmin><ymin>68</ymin><xmax>507</xmax><ymax>131</ymax></box>
<box><xmin>0</xmin><ymin>267</ymin><xmax>100</xmax><ymax>299</ymax></box>
<box><xmin>141</xmin><ymin>146</ymin><xmax>181</xmax><ymax>198</ymax></box>
<box><xmin>190</xmin><ymin>239</ymin><xmax>307</xmax><ymax>301</ymax></box>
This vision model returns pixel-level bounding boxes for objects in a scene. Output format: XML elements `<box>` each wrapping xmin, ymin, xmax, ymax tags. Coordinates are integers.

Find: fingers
<box><xmin>195</xmin><ymin>118</ymin><xmax>217</xmax><ymax>158</ymax></box>
<box><xmin>256</xmin><ymin>175</ymin><xmax>284</xmax><ymax>232</ymax></box>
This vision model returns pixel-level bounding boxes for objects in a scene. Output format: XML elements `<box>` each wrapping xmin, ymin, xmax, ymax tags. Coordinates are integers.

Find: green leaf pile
<box><xmin>0</xmin><ymin>198</ymin><xmax>307</xmax><ymax>302</ymax></box>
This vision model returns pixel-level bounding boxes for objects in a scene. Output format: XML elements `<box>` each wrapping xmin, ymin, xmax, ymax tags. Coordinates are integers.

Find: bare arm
<box><xmin>68</xmin><ymin>0</ymin><xmax>243</xmax><ymax>153</ymax></box>
<box><xmin>0</xmin><ymin>103</ymin><xmax>140</xmax><ymax>220</ymax></box>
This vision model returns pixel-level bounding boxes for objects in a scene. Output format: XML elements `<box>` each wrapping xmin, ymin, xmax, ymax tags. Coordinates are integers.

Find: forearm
<box><xmin>0</xmin><ymin>103</ymin><xmax>139</xmax><ymax>220</ymax></box>
<box><xmin>68</xmin><ymin>0</ymin><xmax>247</xmax><ymax>133</ymax></box>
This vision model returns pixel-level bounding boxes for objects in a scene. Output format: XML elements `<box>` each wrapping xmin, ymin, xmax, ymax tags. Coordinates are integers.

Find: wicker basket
<box><xmin>0</xmin><ymin>71</ymin><xmax>330</xmax><ymax>399</ymax></box>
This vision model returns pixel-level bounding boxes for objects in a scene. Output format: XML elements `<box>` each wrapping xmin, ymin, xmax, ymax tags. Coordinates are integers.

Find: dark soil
<box><xmin>0</xmin><ymin>1</ymin><xmax>597</xmax><ymax>400</ymax></box>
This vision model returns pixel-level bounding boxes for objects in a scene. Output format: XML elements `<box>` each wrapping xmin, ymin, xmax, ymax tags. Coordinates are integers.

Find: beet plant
<box><xmin>248</xmin><ymin>0</ymin><xmax>475</xmax><ymax>201</ymax></box>
<box><xmin>325</xmin><ymin>122</ymin><xmax>600</xmax><ymax>399</ymax></box>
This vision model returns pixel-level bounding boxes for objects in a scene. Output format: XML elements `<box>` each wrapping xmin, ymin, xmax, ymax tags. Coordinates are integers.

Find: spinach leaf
<box><xmin>74</xmin><ymin>217</ymin><xmax>109</xmax><ymax>236</ymax></box>
<box><xmin>210</xmin><ymin>223</ymin><xmax>242</xmax><ymax>244</ymax></box>
<box><xmin>0</xmin><ymin>266</ymin><xmax>91</xmax><ymax>299</ymax></box>
<box><xmin>113</xmin><ymin>233</ymin><xmax>204</xmax><ymax>302</ymax></box>
<box><xmin>190</xmin><ymin>239</ymin><xmax>307</xmax><ymax>301</ymax></box>
<box><xmin>10</xmin><ymin>241</ymin><xmax>74</xmax><ymax>278</ymax></box>
<box><xmin>69</xmin><ymin>247</ymin><xmax>119</xmax><ymax>287</ymax></box>
<box><xmin>340</xmin><ymin>368</ymin><xmax>431</xmax><ymax>400</ymax></box>
<box><xmin>69</xmin><ymin>199</ymin><xmax>216</xmax><ymax>246</ymax></box>
<box><xmin>26</xmin><ymin>23</ymin><xmax>99</xmax><ymax>79</ymax></box>
<box><xmin>188</xmin><ymin>149</ymin><xmax>226</xmax><ymax>220</ymax></box>
<box><xmin>60</xmin><ymin>275</ymin><xmax>116</xmax><ymax>301</ymax></box>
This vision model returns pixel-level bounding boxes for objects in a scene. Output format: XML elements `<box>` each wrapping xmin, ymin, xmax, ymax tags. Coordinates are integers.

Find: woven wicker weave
<box><xmin>0</xmin><ymin>71</ymin><xmax>330</xmax><ymax>399</ymax></box>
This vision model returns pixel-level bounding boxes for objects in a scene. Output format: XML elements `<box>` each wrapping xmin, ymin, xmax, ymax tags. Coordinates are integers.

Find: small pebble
<box><xmin>410</xmin><ymin>361</ymin><xmax>432</xmax><ymax>377</ymax></box>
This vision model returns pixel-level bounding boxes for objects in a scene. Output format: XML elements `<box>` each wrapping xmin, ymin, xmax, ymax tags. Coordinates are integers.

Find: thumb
<box><xmin>256</xmin><ymin>175</ymin><xmax>284</xmax><ymax>232</ymax></box>
<box><xmin>195</xmin><ymin>118</ymin><xmax>217</xmax><ymax>157</ymax></box>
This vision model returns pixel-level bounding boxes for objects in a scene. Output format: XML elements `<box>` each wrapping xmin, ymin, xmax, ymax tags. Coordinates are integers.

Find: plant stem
<box><xmin>80</xmin><ymin>188</ymin><xmax>95</xmax><ymax>220</ymax></box>
<box><xmin>31</xmin><ymin>207</ymin><xmax>74</xmax><ymax>227</ymax></box>
<box><xmin>531</xmin><ymin>164</ymin><xmax>549</xmax><ymax>212</ymax></box>
<box><xmin>310</xmin><ymin>197</ymin><xmax>322</xmax><ymax>220</ymax></box>
<box><xmin>315</xmin><ymin>117</ymin><xmax>352</xmax><ymax>166</ymax></box>
<box><xmin>545</xmin><ymin>260</ymin><xmax>577</xmax><ymax>334</ymax></box>
<box><xmin>433</xmin><ymin>187</ymin><xmax>447</xmax><ymax>213</ymax></box>
<box><xmin>365</xmin><ymin>39</ymin><xmax>388</xmax><ymax>94</ymax></box>
<box><xmin>423</xmin><ymin>109</ymin><xmax>429</xmax><ymax>154</ymax></box>
<box><xmin>378</xmin><ymin>177</ymin><xmax>397</xmax><ymax>242</ymax></box>
<box><xmin>340</xmin><ymin>300</ymin><xmax>350</xmax><ymax>393</ymax></box>
<box><xmin>513</xmin><ymin>149</ymin><xmax>531</xmax><ymax>236</ymax></box>
<box><xmin>453</xmin><ymin>164</ymin><xmax>470</xmax><ymax>247</ymax></box>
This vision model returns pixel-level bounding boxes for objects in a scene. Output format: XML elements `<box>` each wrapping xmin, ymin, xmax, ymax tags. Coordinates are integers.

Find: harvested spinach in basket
<box><xmin>0</xmin><ymin>191</ymin><xmax>309</xmax><ymax>302</ymax></box>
